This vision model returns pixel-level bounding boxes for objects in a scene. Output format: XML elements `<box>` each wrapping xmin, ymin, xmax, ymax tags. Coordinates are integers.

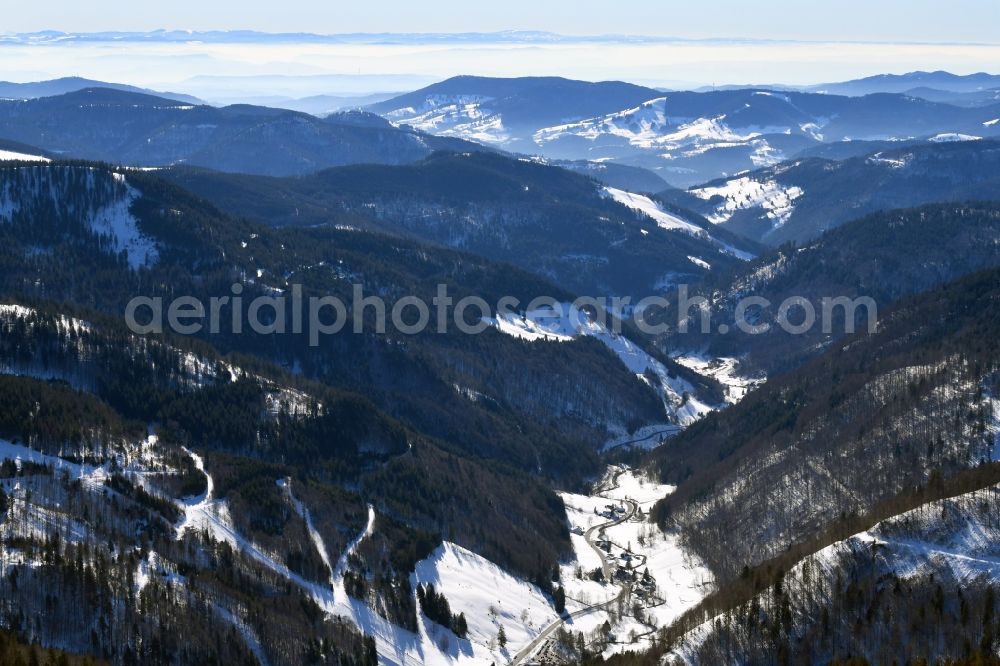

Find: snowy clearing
<box><xmin>0</xmin><ymin>149</ymin><xmax>50</xmax><ymax>162</ymax></box>
<box><xmin>689</xmin><ymin>176</ymin><xmax>804</xmax><ymax>227</ymax></box>
<box><xmin>670</xmin><ymin>352</ymin><xmax>763</xmax><ymax>403</ymax></box>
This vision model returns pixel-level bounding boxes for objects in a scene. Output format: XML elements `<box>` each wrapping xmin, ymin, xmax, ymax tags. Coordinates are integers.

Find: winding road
<box><xmin>508</xmin><ymin>466</ymin><xmax>653</xmax><ymax>665</ymax></box>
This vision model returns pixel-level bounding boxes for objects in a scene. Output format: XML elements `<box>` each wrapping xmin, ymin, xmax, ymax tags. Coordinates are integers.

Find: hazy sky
<box><xmin>2</xmin><ymin>1</ymin><xmax>999</xmax><ymax>97</ymax></box>
<box><xmin>5</xmin><ymin>0</ymin><xmax>999</xmax><ymax>43</ymax></box>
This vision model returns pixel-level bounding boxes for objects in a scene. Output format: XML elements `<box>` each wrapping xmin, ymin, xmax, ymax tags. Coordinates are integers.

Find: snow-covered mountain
<box><xmin>666</xmin><ymin>471</ymin><xmax>1000</xmax><ymax>664</ymax></box>
<box><xmin>367</xmin><ymin>76</ymin><xmax>662</xmax><ymax>148</ymax></box>
<box><xmin>660</xmin><ymin>137</ymin><xmax>1000</xmax><ymax>244</ymax></box>
<box><xmin>373</xmin><ymin>78</ymin><xmax>1000</xmax><ymax>187</ymax></box>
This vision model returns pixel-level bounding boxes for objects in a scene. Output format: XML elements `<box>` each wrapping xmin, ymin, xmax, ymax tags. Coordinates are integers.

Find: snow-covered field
<box><xmin>531</xmin><ymin>99</ymin><xmax>794</xmax><ymax>177</ymax></box>
<box><xmin>533</xmin><ymin>100</ymin><xmax>783</xmax><ymax>154</ymax></box>
<box><xmin>604</xmin><ymin>186</ymin><xmax>705</xmax><ymax>235</ymax></box>
<box><xmin>0</xmin><ymin>438</ymin><xmax>110</xmax><ymax>490</ymax></box>
<box><xmin>929</xmin><ymin>132</ymin><xmax>981</xmax><ymax>143</ymax></box>
<box><xmin>689</xmin><ymin>176</ymin><xmax>804</xmax><ymax>227</ymax></box>
<box><xmin>670</xmin><ymin>352</ymin><xmax>763</xmax><ymax>403</ymax></box>
<box><xmin>866</xmin><ymin>151</ymin><xmax>912</xmax><ymax>168</ymax></box>
<box><xmin>412</xmin><ymin>542</ymin><xmax>560</xmax><ymax>663</ymax></box>
<box><xmin>383</xmin><ymin>96</ymin><xmax>510</xmax><ymax>144</ymax></box>
<box><xmin>92</xmin><ymin>175</ymin><xmax>159</xmax><ymax>269</ymax></box>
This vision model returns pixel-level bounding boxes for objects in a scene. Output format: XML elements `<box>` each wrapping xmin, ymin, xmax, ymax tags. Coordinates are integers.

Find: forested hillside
<box><xmin>0</xmin><ymin>161</ymin><xmax>709</xmax><ymax>481</ymax></box>
<box><xmin>651</xmin><ymin>267</ymin><xmax>1000</xmax><ymax>583</ymax></box>
<box><xmin>160</xmin><ymin>151</ymin><xmax>758</xmax><ymax>299</ymax></box>
<box><xmin>658</xmin><ymin>139</ymin><xmax>1000</xmax><ymax>245</ymax></box>
<box><xmin>657</xmin><ymin>202</ymin><xmax>1000</xmax><ymax>375</ymax></box>
<box><xmin>0</xmin><ymin>89</ymin><xmax>484</xmax><ymax>176</ymax></box>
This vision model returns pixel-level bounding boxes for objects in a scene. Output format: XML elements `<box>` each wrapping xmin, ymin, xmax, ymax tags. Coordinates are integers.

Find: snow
<box><xmin>171</xmin><ymin>450</ymin><xmax>318</xmax><ymax>594</ymax></box>
<box><xmin>172</xmin><ymin>451</ymin><xmax>324</xmax><ymax>599</ymax></box>
<box><xmin>134</xmin><ymin>549</ymin><xmax>185</xmax><ymax>596</ymax></box>
<box><xmin>212</xmin><ymin>603</ymin><xmax>272</xmax><ymax>666</ymax></box>
<box><xmin>0</xmin><ymin>303</ymin><xmax>90</xmax><ymax>337</ymax></box>
<box><xmin>985</xmin><ymin>118</ymin><xmax>1000</xmax><ymax>127</ymax></box>
<box><xmin>413</xmin><ymin>542</ymin><xmax>560</xmax><ymax>662</ymax></box>
<box><xmin>0</xmin><ymin>149</ymin><xmax>49</xmax><ymax>162</ymax></box>
<box><xmin>491</xmin><ymin>306</ymin><xmax>576</xmax><ymax>342</ymax></box>
<box><xmin>748</xmin><ymin>138</ymin><xmax>783</xmax><ymax>168</ymax></box>
<box><xmin>689</xmin><ymin>176</ymin><xmax>804</xmax><ymax>228</ymax></box>
<box><xmin>532</xmin><ymin>99</ymin><xmax>792</xmax><ymax>173</ymax></box>
<box><xmin>279</xmin><ymin>478</ymin><xmax>336</xmax><ymax>589</ymax></box>
<box><xmin>687</xmin><ymin>256</ymin><xmax>711</xmax><ymax>270</ymax></box>
<box><xmin>670</xmin><ymin>352</ymin><xmax>762</xmax><ymax>403</ymax></box>
<box><xmin>557</xmin><ymin>467</ymin><xmax>714</xmax><ymax>657</ymax></box>
<box><xmin>867</xmin><ymin>151</ymin><xmax>912</xmax><ymax>168</ymax></box>
<box><xmin>534</xmin><ymin>100</ymin><xmax>776</xmax><ymax>154</ymax></box>
<box><xmin>0</xmin><ymin>439</ymin><xmax>109</xmax><ymax>490</ymax></box>
<box><xmin>0</xmin><ymin>303</ymin><xmax>35</xmax><ymax>319</ymax></box>
<box><xmin>602</xmin><ymin>186</ymin><xmax>754</xmax><ymax>260</ymax></box>
<box><xmin>0</xmin><ymin>430</ymin><xmax>569</xmax><ymax>666</ymax></box>
<box><xmin>800</xmin><ymin>122</ymin><xmax>825</xmax><ymax>141</ymax></box>
<box><xmin>666</xmin><ymin>476</ymin><xmax>1000</xmax><ymax>663</ymax></box>
<box><xmin>332</xmin><ymin>506</ymin><xmax>375</xmax><ymax>598</ymax></box>
<box><xmin>174</xmin><ymin>457</ymin><xmax>445</xmax><ymax>665</ymax></box>
<box><xmin>489</xmin><ymin>302</ymin><xmax>718</xmax><ymax>426</ymax></box>
<box><xmin>87</xmin><ymin>179</ymin><xmax>159</xmax><ymax>269</ymax></box>
<box><xmin>384</xmin><ymin>95</ymin><xmax>510</xmax><ymax>144</ymax></box>
<box><xmin>599</xmin><ymin>469</ymin><xmax>713</xmax><ymax>631</ymax></box>
<box><xmin>0</xmin><ymin>166</ymin><xmax>158</xmax><ymax>268</ymax></box>
<box><xmin>604</xmin><ymin>187</ymin><xmax>704</xmax><ymax>235</ymax></box>
<box><xmin>601</xmin><ymin>424</ymin><xmax>682</xmax><ymax>453</ymax></box>
<box><xmin>928</xmin><ymin>132</ymin><xmax>982</xmax><ymax>142</ymax></box>
<box><xmin>534</xmin><ymin>98</ymin><xmax>672</xmax><ymax>148</ymax></box>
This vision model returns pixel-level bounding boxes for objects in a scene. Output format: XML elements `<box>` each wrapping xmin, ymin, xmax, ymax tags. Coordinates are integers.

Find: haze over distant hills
<box><xmin>0</xmin><ymin>76</ymin><xmax>201</xmax><ymax>104</ymax></box>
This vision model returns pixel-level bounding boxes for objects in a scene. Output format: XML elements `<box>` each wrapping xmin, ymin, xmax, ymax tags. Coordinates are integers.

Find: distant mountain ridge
<box><xmin>809</xmin><ymin>70</ymin><xmax>1000</xmax><ymax>96</ymax></box>
<box><xmin>0</xmin><ymin>76</ymin><xmax>201</xmax><ymax>104</ymax></box>
<box><xmin>0</xmin><ymin>87</ymin><xmax>487</xmax><ymax>175</ymax></box>
<box><xmin>372</xmin><ymin>76</ymin><xmax>1000</xmax><ymax>187</ymax></box>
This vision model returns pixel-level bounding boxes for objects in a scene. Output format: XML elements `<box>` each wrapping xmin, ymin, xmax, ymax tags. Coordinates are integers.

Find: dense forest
<box><xmin>0</xmin><ymin>162</ymin><xmax>688</xmax><ymax>484</ymax></box>
<box><xmin>159</xmin><ymin>151</ymin><xmax>756</xmax><ymax>299</ymax></box>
